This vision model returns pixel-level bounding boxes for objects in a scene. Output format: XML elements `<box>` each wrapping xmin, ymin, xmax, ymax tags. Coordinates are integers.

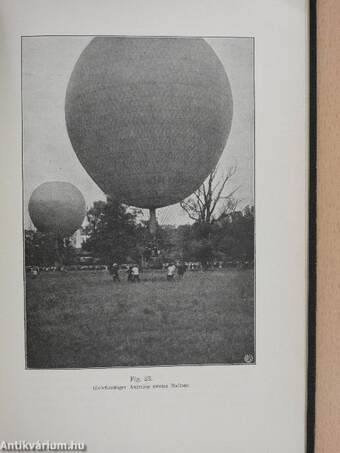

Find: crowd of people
<box><xmin>27</xmin><ymin>260</ymin><xmax>234</xmax><ymax>281</ymax></box>
<box><xmin>108</xmin><ymin>263</ymin><xmax>141</xmax><ymax>282</ymax></box>
<box><xmin>108</xmin><ymin>262</ymin><xmax>187</xmax><ymax>283</ymax></box>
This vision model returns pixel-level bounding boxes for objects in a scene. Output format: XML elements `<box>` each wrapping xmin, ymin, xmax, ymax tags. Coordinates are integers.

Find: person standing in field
<box><xmin>177</xmin><ymin>262</ymin><xmax>187</xmax><ymax>279</ymax></box>
<box><xmin>31</xmin><ymin>266</ymin><xmax>39</xmax><ymax>279</ymax></box>
<box><xmin>127</xmin><ymin>265</ymin><xmax>133</xmax><ymax>282</ymax></box>
<box><xmin>110</xmin><ymin>262</ymin><xmax>120</xmax><ymax>281</ymax></box>
<box><xmin>131</xmin><ymin>264</ymin><xmax>140</xmax><ymax>282</ymax></box>
<box><xmin>167</xmin><ymin>263</ymin><xmax>176</xmax><ymax>281</ymax></box>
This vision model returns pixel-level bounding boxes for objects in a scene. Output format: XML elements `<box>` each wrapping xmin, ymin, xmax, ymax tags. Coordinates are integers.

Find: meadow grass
<box><xmin>26</xmin><ymin>269</ymin><xmax>255</xmax><ymax>368</ymax></box>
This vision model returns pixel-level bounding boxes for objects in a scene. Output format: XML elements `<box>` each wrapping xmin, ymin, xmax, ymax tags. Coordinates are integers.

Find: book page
<box><xmin>0</xmin><ymin>1</ymin><xmax>309</xmax><ymax>452</ymax></box>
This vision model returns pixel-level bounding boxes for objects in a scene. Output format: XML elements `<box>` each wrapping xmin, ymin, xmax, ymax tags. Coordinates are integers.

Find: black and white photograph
<box><xmin>23</xmin><ymin>36</ymin><xmax>255</xmax><ymax>369</ymax></box>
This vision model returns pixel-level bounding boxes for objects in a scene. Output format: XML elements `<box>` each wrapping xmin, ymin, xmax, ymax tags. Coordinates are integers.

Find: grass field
<box><xmin>25</xmin><ymin>269</ymin><xmax>255</xmax><ymax>368</ymax></box>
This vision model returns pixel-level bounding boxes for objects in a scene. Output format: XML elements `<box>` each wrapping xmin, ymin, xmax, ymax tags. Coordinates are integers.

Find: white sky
<box><xmin>22</xmin><ymin>36</ymin><xmax>254</xmax><ymax>227</ymax></box>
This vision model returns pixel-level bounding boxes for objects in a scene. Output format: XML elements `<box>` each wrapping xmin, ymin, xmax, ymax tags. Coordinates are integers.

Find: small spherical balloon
<box><xmin>65</xmin><ymin>37</ymin><xmax>233</xmax><ymax>209</ymax></box>
<box><xmin>28</xmin><ymin>182</ymin><xmax>86</xmax><ymax>237</ymax></box>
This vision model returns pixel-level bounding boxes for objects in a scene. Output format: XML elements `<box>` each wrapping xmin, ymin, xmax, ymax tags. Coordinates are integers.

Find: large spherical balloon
<box><xmin>65</xmin><ymin>37</ymin><xmax>233</xmax><ymax>209</ymax></box>
<box><xmin>28</xmin><ymin>182</ymin><xmax>86</xmax><ymax>237</ymax></box>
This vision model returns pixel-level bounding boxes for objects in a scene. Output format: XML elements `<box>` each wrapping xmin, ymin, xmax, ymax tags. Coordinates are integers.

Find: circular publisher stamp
<box><xmin>244</xmin><ymin>353</ymin><xmax>254</xmax><ymax>364</ymax></box>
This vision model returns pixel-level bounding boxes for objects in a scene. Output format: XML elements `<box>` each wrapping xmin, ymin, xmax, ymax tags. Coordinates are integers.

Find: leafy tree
<box><xmin>24</xmin><ymin>230</ymin><xmax>75</xmax><ymax>267</ymax></box>
<box><xmin>177</xmin><ymin>204</ymin><xmax>254</xmax><ymax>267</ymax></box>
<box><xmin>134</xmin><ymin>222</ymin><xmax>177</xmax><ymax>267</ymax></box>
<box><xmin>213</xmin><ymin>205</ymin><xmax>255</xmax><ymax>263</ymax></box>
<box><xmin>179</xmin><ymin>223</ymin><xmax>214</xmax><ymax>267</ymax></box>
<box><xmin>82</xmin><ymin>198</ymin><xmax>141</xmax><ymax>264</ymax></box>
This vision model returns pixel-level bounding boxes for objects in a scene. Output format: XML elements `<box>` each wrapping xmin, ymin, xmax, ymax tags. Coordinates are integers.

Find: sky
<box><xmin>22</xmin><ymin>36</ymin><xmax>254</xmax><ymax>228</ymax></box>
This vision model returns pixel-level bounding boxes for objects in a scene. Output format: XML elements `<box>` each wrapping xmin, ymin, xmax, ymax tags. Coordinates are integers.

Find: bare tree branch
<box><xmin>180</xmin><ymin>165</ymin><xmax>240</xmax><ymax>223</ymax></box>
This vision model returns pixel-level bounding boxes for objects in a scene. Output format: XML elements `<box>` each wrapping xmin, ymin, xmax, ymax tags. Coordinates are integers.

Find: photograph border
<box><xmin>21</xmin><ymin>34</ymin><xmax>256</xmax><ymax>371</ymax></box>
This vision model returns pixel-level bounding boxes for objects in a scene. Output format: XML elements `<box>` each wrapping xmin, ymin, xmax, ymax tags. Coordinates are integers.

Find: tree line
<box><xmin>25</xmin><ymin>201</ymin><xmax>254</xmax><ymax>268</ymax></box>
<box><xmin>25</xmin><ymin>167</ymin><xmax>254</xmax><ymax>268</ymax></box>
